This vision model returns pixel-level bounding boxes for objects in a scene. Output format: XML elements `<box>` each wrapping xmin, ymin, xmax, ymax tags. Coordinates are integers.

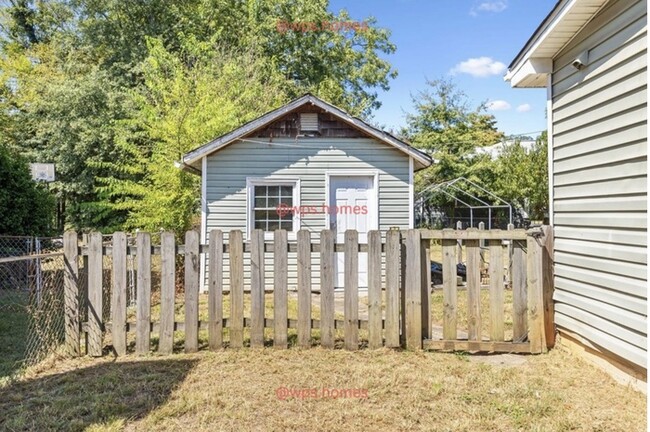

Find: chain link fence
<box><xmin>0</xmin><ymin>236</ymin><xmax>65</xmax><ymax>380</ymax></box>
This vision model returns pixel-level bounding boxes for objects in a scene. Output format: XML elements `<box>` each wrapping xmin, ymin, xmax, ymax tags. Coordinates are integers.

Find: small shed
<box><xmin>180</xmin><ymin>94</ymin><xmax>432</xmax><ymax>291</ymax></box>
<box><xmin>506</xmin><ymin>0</ymin><xmax>647</xmax><ymax>388</ymax></box>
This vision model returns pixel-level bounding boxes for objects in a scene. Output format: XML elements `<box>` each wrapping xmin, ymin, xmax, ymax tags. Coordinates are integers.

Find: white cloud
<box><xmin>470</xmin><ymin>1</ymin><xmax>508</xmax><ymax>16</ymax></box>
<box><xmin>516</xmin><ymin>103</ymin><xmax>532</xmax><ymax>112</ymax></box>
<box><xmin>450</xmin><ymin>57</ymin><xmax>507</xmax><ymax>77</ymax></box>
<box><xmin>487</xmin><ymin>100</ymin><xmax>511</xmax><ymax>111</ymax></box>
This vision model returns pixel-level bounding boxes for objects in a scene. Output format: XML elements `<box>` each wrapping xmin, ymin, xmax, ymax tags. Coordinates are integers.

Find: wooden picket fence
<box><xmin>62</xmin><ymin>227</ymin><xmax>553</xmax><ymax>357</ymax></box>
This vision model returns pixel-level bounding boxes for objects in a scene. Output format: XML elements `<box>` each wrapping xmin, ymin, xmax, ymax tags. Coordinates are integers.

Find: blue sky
<box><xmin>328</xmin><ymin>0</ymin><xmax>557</xmax><ymax>138</ymax></box>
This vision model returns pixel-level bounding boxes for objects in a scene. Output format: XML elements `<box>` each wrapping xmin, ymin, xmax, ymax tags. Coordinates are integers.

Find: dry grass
<box><xmin>0</xmin><ymin>346</ymin><xmax>645</xmax><ymax>431</ymax></box>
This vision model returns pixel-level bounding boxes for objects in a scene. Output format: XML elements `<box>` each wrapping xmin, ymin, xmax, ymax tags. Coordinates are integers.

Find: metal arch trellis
<box><xmin>415</xmin><ymin>177</ymin><xmax>513</xmax><ymax>229</ymax></box>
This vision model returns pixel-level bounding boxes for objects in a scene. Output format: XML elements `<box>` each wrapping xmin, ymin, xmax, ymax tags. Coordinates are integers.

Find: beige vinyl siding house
<box><xmin>180</xmin><ymin>94</ymin><xmax>432</xmax><ymax>291</ymax></box>
<box><xmin>506</xmin><ymin>0</ymin><xmax>647</xmax><ymax>384</ymax></box>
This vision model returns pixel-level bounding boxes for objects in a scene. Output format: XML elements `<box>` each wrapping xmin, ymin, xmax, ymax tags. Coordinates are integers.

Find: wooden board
<box><xmin>229</xmin><ymin>230</ymin><xmax>244</xmax><ymax>348</ymax></box>
<box><xmin>385</xmin><ymin>230</ymin><xmax>401</xmax><ymax>348</ymax></box>
<box><xmin>111</xmin><ymin>232</ymin><xmax>127</xmax><ymax>356</ymax></box>
<box><xmin>466</xmin><ymin>236</ymin><xmax>481</xmax><ymax>341</ymax></box>
<box><xmin>405</xmin><ymin>230</ymin><xmax>422</xmax><ymax>350</ymax></box>
<box><xmin>344</xmin><ymin>230</ymin><xmax>359</xmax><ymax>350</ymax></box>
<box><xmin>512</xmin><ymin>239</ymin><xmax>527</xmax><ymax>342</ymax></box>
<box><xmin>367</xmin><ymin>230</ymin><xmax>382</xmax><ymax>349</ymax></box>
<box><xmin>489</xmin><ymin>238</ymin><xmax>504</xmax><ymax>342</ymax></box>
<box><xmin>420</xmin><ymin>238</ymin><xmax>431</xmax><ymax>339</ymax></box>
<box><xmin>319</xmin><ymin>229</ymin><xmax>335</xmax><ymax>349</ymax></box>
<box><xmin>423</xmin><ymin>339</ymin><xmax>531</xmax><ymax>353</ymax></box>
<box><xmin>442</xmin><ymin>236</ymin><xmax>457</xmax><ymax>340</ymax></box>
<box><xmin>250</xmin><ymin>229</ymin><xmax>265</xmax><ymax>348</ymax></box>
<box><xmin>135</xmin><ymin>232</ymin><xmax>152</xmax><ymax>355</ymax></box>
<box><xmin>208</xmin><ymin>230</ymin><xmax>224</xmax><ymax>350</ymax></box>
<box><xmin>297</xmin><ymin>230</ymin><xmax>312</xmax><ymax>348</ymax></box>
<box><xmin>158</xmin><ymin>232</ymin><xmax>175</xmax><ymax>355</ymax></box>
<box><xmin>87</xmin><ymin>232</ymin><xmax>103</xmax><ymax>357</ymax></box>
<box><xmin>184</xmin><ymin>231</ymin><xmax>200</xmax><ymax>353</ymax></box>
<box><xmin>63</xmin><ymin>231</ymin><xmax>80</xmax><ymax>356</ymax></box>
<box><xmin>527</xmin><ymin>234</ymin><xmax>545</xmax><ymax>353</ymax></box>
<box><xmin>273</xmin><ymin>230</ymin><xmax>288</xmax><ymax>349</ymax></box>
<box><xmin>542</xmin><ymin>225</ymin><xmax>555</xmax><ymax>349</ymax></box>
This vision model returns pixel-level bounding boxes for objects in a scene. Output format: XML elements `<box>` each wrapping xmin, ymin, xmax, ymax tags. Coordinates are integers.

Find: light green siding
<box><xmin>551</xmin><ymin>0</ymin><xmax>647</xmax><ymax>368</ymax></box>
<box><xmin>203</xmin><ymin>137</ymin><xmax>411</xmax><ymax>290</ymax></box>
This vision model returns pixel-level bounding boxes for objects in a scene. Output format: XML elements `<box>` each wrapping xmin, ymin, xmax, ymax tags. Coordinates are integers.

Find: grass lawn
<box><xmin>0</xmin><ymin>291</ymin><xmax>29</xmax><ymax>381</ymax></box>
<box><xmin>0</xmin><ymin>346</ymin><xmax>645</xmax><ymax>431</ymax></box>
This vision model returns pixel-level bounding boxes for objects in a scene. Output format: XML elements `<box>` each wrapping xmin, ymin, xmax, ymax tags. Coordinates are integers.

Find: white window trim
<box><xmin>246</xmin><ymin>177</ymin><xmax>301</xmax><ymax>240</ymax></box>
<box><xmin>324</xmin><ymin>170</ymin><xmax>379</xmax><ymax>231</ymax></box>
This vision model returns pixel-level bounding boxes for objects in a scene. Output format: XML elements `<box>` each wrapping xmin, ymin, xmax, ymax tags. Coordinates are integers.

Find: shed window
<box><xmin>247</xmin><ymin>179</ymin><xmax>300</xmax><ymax>235</ymax></box>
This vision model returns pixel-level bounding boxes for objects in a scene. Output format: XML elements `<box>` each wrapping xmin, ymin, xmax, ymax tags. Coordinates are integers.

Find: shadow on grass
<box><xmin>0</xmin><ymin>292</ymin><xmax>29</xmax><ymax>380</ymax></box>
<box><xmin>0</xmin><ymin>357</ymin><xmax>199</xmax><ymax>431</ymax></box>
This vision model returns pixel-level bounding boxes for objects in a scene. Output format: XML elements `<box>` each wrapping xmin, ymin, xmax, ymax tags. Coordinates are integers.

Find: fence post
<box><xmin>405</xmin><ymin>229</ymin><xmax>422</xmax><ymax>350</ymax></box>
<box><xmin>488</xmin><ymin>234</ymin><xmax>505</xmax><ymax>342</ymax></box>
<box><xmin>87</xmin><ymin>232</ymin><xmax>103</xmax><ymax>357</ymax></box>
<box><xmin>63</xmin><ymin>231</ymin><xmax>80</xmax><ymax>357</ymax></box>
<box><xmin>111</xmin><ymin>232</ymin><xmax>127</xmax><ymax>356</ymax></box>
<box><xmin>542</xmin><ymin>225</ymin><xmax>555</xmax><ymax>349</ymax></box>
<box><xmin>527</xmin><ymin>230</ymin><xmax>546</xmax><ymax>353</ymax></box>
<box><xmin>512</xmin><ymin>236</ymin><xmax>528</xmax><ymax>343</ymax></box>
<box><xmin>320</xmin><ymin>230</ymin><xmax>335</xmax><ymax>349</ymax></box>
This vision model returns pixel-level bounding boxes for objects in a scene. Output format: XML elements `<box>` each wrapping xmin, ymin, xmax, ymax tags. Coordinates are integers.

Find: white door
<box><xmin>329</xmin><ymin>176</ymin><xmax>374</xmax><ymax>288</ymax></box>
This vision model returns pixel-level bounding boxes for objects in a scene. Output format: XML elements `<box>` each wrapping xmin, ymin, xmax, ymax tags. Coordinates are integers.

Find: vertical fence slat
<box><xmin>274</xmin><ymin>230</ymin><xmax>288</xmax><ymax>349</ymax></box>
<box><xmin>184</xmin><ymin>231</ymin><xmax>200</xmax><ymax>353</ymax></box>
<box><xmin>527</xmin><ymin>233</ymin><xmax>545</xmax><ymax>353</ymax></box>
<box><xmin>489</xmin><ymin>237</ymin><xmax>504</xmax><ymax>341</ymax></box>
<box><xmin>400</xmin><ymin>238</ymin><xmax>407</xmax><ymax>346</ymax></box>
<box><xmin>135</xmin><ymin>232</ymin><xmax>151</xmax><ymax>355</ymax></box>
<box><xmin>159</xmin><ymin>232</ymin><xmax>175</xmax><ymax>355</ymax></box>
<box><xmin>405</xmin><ymin>229</ymin><xmax>422</xmax><ymax>350</ymax></box>
<box><xmin>208</xmin><ymin>230</ymin><xmax>224</xmax><ymax>350</ymax></box>
<box><xmin>385</xmin><ymin>230</ymin><xmax>401</xmax><ymax>348</ymax></box>
<box><xmin>442</xmin><ymin>234</ymin><xmax>457</xmax><ymax>341</ymax></box>
<box><xmin>87</xmin><ymin>232</ymin><xmax>103</xmax><ymax>357</ymax></box>
<box><xmin>542</xmin><ymin>225</ymin><xmax>555</xmax><ymax>349</ymax></box>
<box><xmin>368</xmin><ymin>230</ymin><xmax>382</xmax><ymax>349</ymax></box>
<box><xmin>344</xmin><ymin>229</ymin><xmax>359</xmax><ymax>350</ymax></box>
<box><xmin>512</xmin><ymin>238</ymin><xmax>527</xmax><ymax>342</ymax></box>
<box><xmin>320</xmin><ymin>229</ymin><xmax>335</xmax><ymax>349</ymax></box>
<box><xmin>297</xmin><ymin>229</ymin><xmax>312</xmax><ymax>348</ymax></box>
<box><xmin>250</xmin><ymin>229</ymin><xmax>265</xmax><ymax>348</ymax></box>
<box><xmin>466</xmin><ymin>234</ymin><xmax>481</xmax><ymax>342</ymax></box>
<box><xmin>63</xmin><ymin>231</ymin><xmax>80</xmax><ymax>356</ymax></box>
<box><xmin>230</xmin><ymin>230</ymin><xmax>244</xmax><ymax>348</ymax></box>
<box><xmin>420</xmin><ymin>238</ymin><xmax>431</xmax><ymax>340</ymax></box>
<box><xmin>111</xmin><ymin>232</ymin><xmax>127</xmax><ymax>356</ymax></box>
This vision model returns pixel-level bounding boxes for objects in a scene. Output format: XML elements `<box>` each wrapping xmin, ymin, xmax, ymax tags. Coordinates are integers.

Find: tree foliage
<box><xmin>0</xmin><ymin>0</ymin><xmax>398</xmax><ymax>233</ymax></box>
<box><xmin>0</xmin><ymin>144</ymin><xmax>55</xmax><ymax>235</ymax></box>
<box><xmin>491</xmin><ymin>132</ymin><xmax>548</xmax><ymax>220</ymax></box>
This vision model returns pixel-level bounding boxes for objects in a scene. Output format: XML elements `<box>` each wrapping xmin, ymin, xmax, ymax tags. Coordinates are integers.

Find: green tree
<box><xmin>0</xmin><ymin>144</ymin><xmax>55</xmax><ymax>235</ymax></box>
<box><xmin>492</xmin><ymin>132</ymin><xmax>548</xmax><ymax>221</ymax></box>
<box><xmin>94</xmin><ymin>40</ymin><xmax>289</xmax><ymax>235</ymax></box>
<box><xmin>402</xmin><ymin>78</ymin><xmax>504</xmax><ymax>190</ymax></box>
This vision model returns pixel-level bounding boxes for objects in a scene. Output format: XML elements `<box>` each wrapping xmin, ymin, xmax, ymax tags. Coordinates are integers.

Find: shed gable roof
<box><xmin>180</xmin><ymin>93</ymin><xmax>433</xmax><ymax>172</ymax></box>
